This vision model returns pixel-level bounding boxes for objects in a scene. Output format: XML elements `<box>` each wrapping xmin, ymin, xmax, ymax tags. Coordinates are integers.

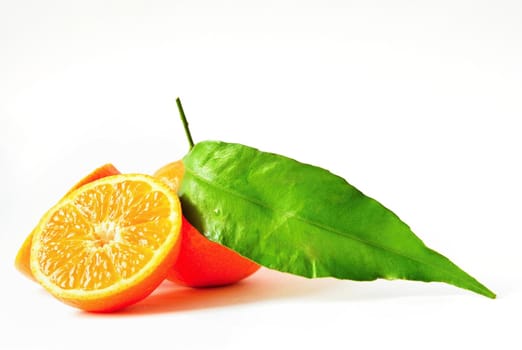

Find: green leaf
<box><xmin>180</xmin><ymin>141</ymin><xmax>495</xmax><ymax>299</ymax></box>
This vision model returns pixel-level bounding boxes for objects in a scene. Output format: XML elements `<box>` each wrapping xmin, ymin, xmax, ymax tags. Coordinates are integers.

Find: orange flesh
<box><xmin>154</xmin><ymin>160</ymin><xmax>185</xmax><ymax>193</ymax></box>
<box><xmin>30</xmin><ymin>174</ymin><xmax>181</xmax><ymax>312</ymax></box>
<box><xmin>37</xmin><ymin>181</ymin><xmax>172</xmax><ymax>290</ymax></box>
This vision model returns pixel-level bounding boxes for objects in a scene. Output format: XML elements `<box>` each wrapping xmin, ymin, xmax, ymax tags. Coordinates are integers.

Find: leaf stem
<box><xmin>176</xmin><ymin>97</ymin><xmax>194</xmax><ymax>150</ymax></box>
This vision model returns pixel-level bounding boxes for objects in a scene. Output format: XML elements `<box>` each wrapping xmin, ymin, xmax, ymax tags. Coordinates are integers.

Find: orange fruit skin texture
<box><xmin>170</xmin><ymin>217</ymin><xmax>260</xmax><ymax>287</ymax></box>
<box><xmin>154</xmin><ymin>161</ymin><xmax>261</xmax><ymax>288</ymax></box>
<box><xmin>29</xmin><ymin>174</ymin><xmax>182</xmax><ymax>312</ymax></box>
<box><xmin>15</xmin><ymin>164</ymin><xmax>121</xmax><ymax>280</ymax></box>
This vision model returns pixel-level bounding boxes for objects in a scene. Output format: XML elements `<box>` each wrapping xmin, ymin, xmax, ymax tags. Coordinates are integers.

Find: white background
<box><xmin>1</xmin><ymin>1</ymin><xmax>521</xmax><ymax>349</ymax></box>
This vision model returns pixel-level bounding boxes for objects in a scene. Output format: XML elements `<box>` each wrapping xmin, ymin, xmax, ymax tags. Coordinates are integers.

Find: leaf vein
<box><xmin>185</xmin><ymin>168</ymin><xmax>434</xmax><ymax>268</ymax></box>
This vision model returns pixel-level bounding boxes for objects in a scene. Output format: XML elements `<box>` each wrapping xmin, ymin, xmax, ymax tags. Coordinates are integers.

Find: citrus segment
<box><xmin>30</xmin><ymin>174</ymin><xmax>182</xmax><ymax>312</ymax></box>
<box><xmin>14</xmin><ymin>233</ymin><xmax>34</xmax><ymax>280</ymax></box>
<box><xmin>154</xmin><ymin>160</ymin><xmax>184</xmax><ymax>193</ymax></box>
<box><xmin>15</xmin><ymin>164</ymin><xmax>121</xmax><ymax>280</ymax></box>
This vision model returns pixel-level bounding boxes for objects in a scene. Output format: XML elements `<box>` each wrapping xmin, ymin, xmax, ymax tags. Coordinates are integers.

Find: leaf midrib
<box><xmin>185</xmin><ymin>167</ymin><xmax>460</xmax><ymax>276</ymax></box>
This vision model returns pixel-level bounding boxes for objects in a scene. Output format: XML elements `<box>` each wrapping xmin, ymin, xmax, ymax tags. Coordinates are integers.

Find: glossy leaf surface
<box><xmin>180</xmin><ymin>141</ymin><xmax>495</xmax><ymax>298</ymax></box>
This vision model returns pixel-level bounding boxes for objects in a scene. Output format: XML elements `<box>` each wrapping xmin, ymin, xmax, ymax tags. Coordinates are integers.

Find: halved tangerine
<box><xmin>15</xmin><ymin>163</ymin><xmax>121</xmax><ymax>280</ymax></box>
<box><xmin>29</xmin><ymin>174</ymin><xmax>182</xmax><ymax>312</ymax></box>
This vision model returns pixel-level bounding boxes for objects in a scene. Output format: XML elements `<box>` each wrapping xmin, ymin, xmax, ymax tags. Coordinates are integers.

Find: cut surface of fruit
<box><xmin>154</xmin><ymin>160</ymin><xmax>185</xmax><ymax>193</ymax></box>
<box><xmin>14</xmin><ymin>233</ymin><xmax>34</xmax><ymax>281</ymax></box>
<box><xmin>65</xmin><ymin>163</ymin><xmax>121</xmax><ymax>195</ymax></box>
<box><xmin>15</xmin><ymin>164</ymin><xmax>121</xmax><ymax>280</ymax></box>
<box><xmin>154</xmin><ymin>160</ymin><xmax>260</xmax><ymax>288</ymax></box>
<box><xmin>29</xmin><ymin>174</ymin><xmax>182</xmax><ymax>312</ymax></box>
